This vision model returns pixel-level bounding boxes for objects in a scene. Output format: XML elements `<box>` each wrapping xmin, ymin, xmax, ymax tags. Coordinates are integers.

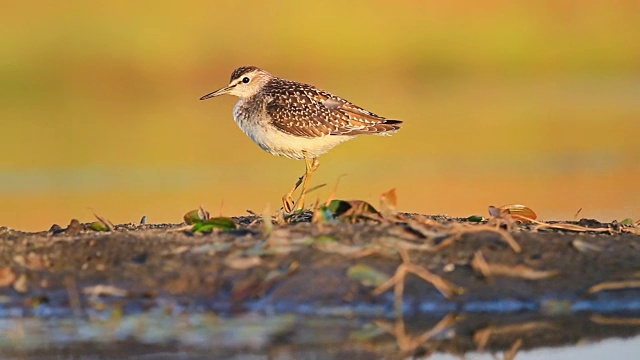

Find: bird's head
<box><xmin>200</xmin><ymin>66</ymin><xmax>273</xmax><ymax>100</ymax></box>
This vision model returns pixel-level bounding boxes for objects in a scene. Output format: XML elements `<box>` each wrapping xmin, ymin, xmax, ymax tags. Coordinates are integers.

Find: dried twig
<box><xmin>83</xmin><ymin>284</ymin><xmax>128</xmax><ymax>298</ymax></box>
<box><xmin>590</xmin><ymin>314</ymin><xmax>640</xmax><ymax>326</ymax></box>
<box><xmin>504</xmin><ymin>338</ymin><xmax>523</xmax><ymax>360</ymax></box>
<box><xmin>324</xmin><ymin>174</ymin><xmax>346</xmax><ymax>207</ymax></box>
<box><xmin>471</xmin><ymin>251</ymin><xmax>493</xmax><ymax>279</ymax></box>
<box><xmin>573</xmin><ymin>208</ymin><xmax>583</xmax><ymax>220</ymax></box>
<box><xmin>372</xmin><ymin>247</ymin><xmax>463</xmax><ymax>314</ymax></box>
<box><xmin>375</xmin><ymin>313</ymin><xmax>457</xmax><ymax>355</ymax></box>
<box><xmin>622</xmin><ymin>227</ymin><xmax>640</xmax><ymax>235</ymax></box>
<box><xmin>444</xmin><ymin>224</ymin><xmax>522</xmax><ymax>253</ymax></box>
<box><xmin>474</xmin><ymin>321</ymin><xmax>554</xmax><ymax>351</ymax></box>
<box><xmin>526</xmin><ymin>218</ymin><xmax>613</xmax><ymax>234</ymax></box>
<box><xmin>471</xmin><ymin>251</ymin><xmax>559</xmax><ymax>280</ymax></box>
<box><xmin>588</xmin><ymin>279</ymin><xmax>640</xmax><ymax>294</ymax></box>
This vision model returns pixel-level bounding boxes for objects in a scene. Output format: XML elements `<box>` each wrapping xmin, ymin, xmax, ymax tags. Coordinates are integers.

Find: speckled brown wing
<box><xmin>264</xmin><ymin>79</ymin><xmax>402</xmax><ymax>138</ymax></box>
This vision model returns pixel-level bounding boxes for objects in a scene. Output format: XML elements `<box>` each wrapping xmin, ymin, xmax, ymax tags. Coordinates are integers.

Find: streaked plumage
<box><xmin>200</xmin><ymin>66</ymin><xmax>401</xmax><ymax>160</ymax></box>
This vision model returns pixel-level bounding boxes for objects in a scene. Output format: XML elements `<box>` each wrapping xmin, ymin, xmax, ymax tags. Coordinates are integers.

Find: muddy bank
<box><xmin>1</xmin><ymin>212</ymin><xmax>639</xmax><ymax>357</ymax></box>
<box><xmin>1</xmin><ymin>213</ymin><xmax>639</xmax><ymax>316</ymax></box>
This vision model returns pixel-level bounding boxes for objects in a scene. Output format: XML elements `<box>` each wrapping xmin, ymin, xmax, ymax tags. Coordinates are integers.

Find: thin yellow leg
<box><xmin>282</xmin><ymin>155</ymin><xmax>312</xmax><ymax>213</ymax></box>
<box><xmin>281</xmin><ymin>153</ymin><xmax>320</xmax><ymax>214</ymax></box>
<box><xmin>292</xmin><ymin>155</ymin><xmax>319</xmax><ymax>211</ymax></box>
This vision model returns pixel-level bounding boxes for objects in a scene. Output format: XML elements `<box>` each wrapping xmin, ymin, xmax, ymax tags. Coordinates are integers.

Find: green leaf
<box><xmin>620</xmin><ymin>218</ymin><xmax>634</xmax><ymax>226</ymax></box>
<box><xmin>346</xmin><ymin>263</ymin><xmax>390</xmax><ymax>287</ymax></box>
<box><xmin>191</xmin><ymin>223</ymin><xmax>215</xmax><ymax>233</ymax></box>
<box><xmin>325</xmin><ymin>199</ymin><xmax>378</xmax><ymax>218</ymax></box>
<box><xmin>467</xmin><ymin>215</ymin><xmax>484</xmax><ymax>222</ymax></box>
<box><xmin>314</xmin><ymin>235</ymin><xmax>337</xmax><ymax>244</ymax></box>
<box><xmin>90</xmin><ymin>221</ymin><xmax>109</xmax><ymax>232</ymax></box>
<box><xmin>327</xmin><ymin>199</ymin><xmax>350</xmax><ymax>215</ymax></box>
<box><xmin>191</xmin><ymin>217</ymin><xmax>236</xmax><ymax>233</ymax></box>
<box><xmin>183</xmin><ymin>207</ymin><xmax>210</xmax><ymax>225</ymax></box>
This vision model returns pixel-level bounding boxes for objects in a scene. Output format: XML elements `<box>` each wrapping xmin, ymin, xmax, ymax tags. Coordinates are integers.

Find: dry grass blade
<box><xmin>428</xmin><ymin>233</ymin><xmax>461</xmax><ymax>252</ymax></box>
<box><xmin>398</xmin><ymin>221</ymin><xmax>524</xmax><ymax>255</ymax></box>
<box><xmin>480</xmin><ymin>226</ymin><xmax>521</xmax><ymax>253</ymax></box>
<box><xmin>588</xmin><ymin>279</ymin><xmax>640</xmax><ymax>294</ymax></box>
<box><xmin>471</xmin><ymin>251</ymin><xmax>492</xmax><ymax>279</ymax></box>
<box><xmin>573</xmin><ymin>208</ymin><xmax>583</xmax><ymax>220</ymax></box>
<box><xmin>590</xmin><ymin>314</ymin><xmax>640</xmax><ymax>326</ymax></box>
<box><xmin>473</xmin><ymin>326</ymin><xmax>492</xmax><ymax>351</ymax></box>
<box><xmin>407</xmin><ymin>263</ymin><xmax>461</xmax><ymax>298</ymax></box>
<box><xmin>314</xmin><ymin>240</ymin><xmax>374</xmax><ymax>257</ymax></box>
<box><xmin>372</xmin><ymin>247</ymin><xmax>463</xmax><ymax>314</ymax></box>
<box><xmin>341</xmin><ymin>200</ymin><xmax>381</xmax><ymax>221</ymax></box>
<box><xmin>375</xmin><ymin>313</ymin><xmax>457</xmax><ymax>355</ymax></box>
<box><xmin>82</xmin><ymin>284</ymin><xmax>128</xmax><ymax>298</ymax></box>
<box><xmin>324</xmin><ymin>174</ymin><xmax>346</xmax><ymax>207</ymax></box>
<box><xmin>538</xmin><ymin>223</ymin><xmax>613</xmax><ymax>233</ymax></box>
<box><xmin>622</xmin><ymin>227</ymin><xmax>640</xmax><ymax>235</ymax></box>
<box><xmin>474</xmin><ymin>321</ymin><xmax>554</xmax><ymax>351</ymax></box>
<box><xmin>224</xmin><ymin>256</ymin><xmax>262</xmax><ymax>270</ymax></box>
<box><xmin>304</xmin><ymin>183</ymin><xmax>327</xmax><ymax>195</ymax></box>
<box><xmin>448</xmin><ymin>224</ymin><xmax>522</xmax><ymax>253</ymax></box>
<box><xmin>410</xmin><ymin>214</ymin><xmax>441</xmax><ymax>225</ymax></box>
<box><xmin>377</xmin><ymin>237</ymin><xmax>437</xmax><ymax>253</ymax></box>
<box><xmin>504</xmin><ymin>338</ymin><xmax>523</xmax><ymax>360</ymax></box>
<box><xmin>92</xmin><ymin>211</ymin><xmax>115</xmax><ymax>231</ymax></box>
<box><xmin>411</xmin><ymin>313</ymin><xmax>457</xmax><ymax>348</ymax></box>
<box><xmin>471</xmin><ymin>251</ymin><xmax>559</xmax><ymax>280</ymax></box>
<box><xmin>531</xmin><ymin>219</ymin><xmax>613</xmax><ymax>234</ymax></box>
<box><xmin>402</xmin><ymin>219</ymin><xmax>444</xmax><ymax>239</ymax></box>
<box><xmin>380</xmin><ymin>188</ymin><xmax>398</xmax><ymax>217</ymax></box>
<box><xmin>510</xmin><ymin>214</ymin><xmax>534</xmax><ymax>223</ymax></box>
<box><xmin>199</xmin><ymin>205</ymin><xmax>211</xmax><ymax>221</ymax></box>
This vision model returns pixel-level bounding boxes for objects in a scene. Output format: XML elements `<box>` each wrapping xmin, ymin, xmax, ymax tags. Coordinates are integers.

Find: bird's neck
<box><xmin>234</xmin><ymin>93</ymin><xmax>265</xmax><ymax>122</ymax></box>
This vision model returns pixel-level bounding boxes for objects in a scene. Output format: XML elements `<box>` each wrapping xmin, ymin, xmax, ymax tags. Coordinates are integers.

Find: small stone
<box><xmin>12</xmin><ymin>274</ymin><xmax>28</xmax><ymax>293</ymax></box>
<box><xmin>443</xmin><ymin>263</ymin><xmax>455</xmax><ymax>273</ymax></box>
<box><xmin>67</xmin><ymin>219</ymin><xmax>83</xmax><ymax>235</ymax></box>
<box><xmin>48</xmin><ymin>224</ymin><xmax>64</xmax><ymax>235</ymax></box>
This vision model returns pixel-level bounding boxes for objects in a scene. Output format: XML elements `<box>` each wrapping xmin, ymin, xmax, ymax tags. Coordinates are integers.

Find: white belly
<box><xmin>232</xmin><ymin>104</ymin><xmax>354</xmax><ymax>160</ymax></box>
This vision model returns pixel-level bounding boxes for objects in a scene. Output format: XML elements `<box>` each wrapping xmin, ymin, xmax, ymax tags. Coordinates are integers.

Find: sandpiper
<box><xmin>200</xmin><ymin>66</ymin><xmax>402</xmax><ymax>212</ymax></box>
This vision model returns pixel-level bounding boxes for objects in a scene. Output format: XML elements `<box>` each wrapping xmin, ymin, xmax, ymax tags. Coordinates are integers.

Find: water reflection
<box><xmin>0</xmin><ymin>311</ymin><xmax>638</xmax><ymax>359</ymax></box>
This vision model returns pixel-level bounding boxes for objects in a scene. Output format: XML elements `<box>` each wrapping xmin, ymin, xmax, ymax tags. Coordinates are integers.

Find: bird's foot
<box><xmin>281</xmin><ymin>156</ymin><xmax>318</xmax><ymax>215</ymax></box>
<box><xmin>282</xmin><ymin>191</ymin><xmax>306</xmax><ymax>214</ymax></box>
<box><xmin>282</xmin><ymin>193</ymin><xmax>296</xmax><ymax>214</ymax></box>
<box><xmin>282</xmin><ymin>174</ymin><xmax>305</xmax><ymax>213</ymax></box>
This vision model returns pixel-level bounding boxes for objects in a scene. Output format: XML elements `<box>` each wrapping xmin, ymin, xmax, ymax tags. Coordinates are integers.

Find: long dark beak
<box><xmin>199</xmin><ymin>85</ymin><xmax>234</xmax><ymax>100</ymax></box>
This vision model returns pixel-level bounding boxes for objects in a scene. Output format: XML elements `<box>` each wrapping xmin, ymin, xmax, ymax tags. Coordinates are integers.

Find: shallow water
<box><xmin>1</xmin><ymin>311</ymin><xmax>638</xmax><ymax>359</ymax></box>
<box><xmin>435</xmin><ymin>337</ymin><xmax>640</xmax><ymax>360</ymax></box>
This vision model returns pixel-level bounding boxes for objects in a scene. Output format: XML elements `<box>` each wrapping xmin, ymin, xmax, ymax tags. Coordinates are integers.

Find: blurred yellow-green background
<box><xmin>1</xmin><ymin>0</ymin><xmax>639</xmax><ymax>231</ymax></box>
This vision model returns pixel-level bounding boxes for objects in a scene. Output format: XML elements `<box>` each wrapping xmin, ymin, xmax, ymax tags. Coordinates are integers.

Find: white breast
<box><xmin>232</xmin><ymin>101</ymin><xmax>354</xmax><ymax>160</ymax></box>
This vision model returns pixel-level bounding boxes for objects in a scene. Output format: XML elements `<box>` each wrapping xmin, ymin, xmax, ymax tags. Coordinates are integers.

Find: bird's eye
<box><xmin>242</xmin><ymin>77</ymin><xmax>250</xmax><ymax>84</ymax></box>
